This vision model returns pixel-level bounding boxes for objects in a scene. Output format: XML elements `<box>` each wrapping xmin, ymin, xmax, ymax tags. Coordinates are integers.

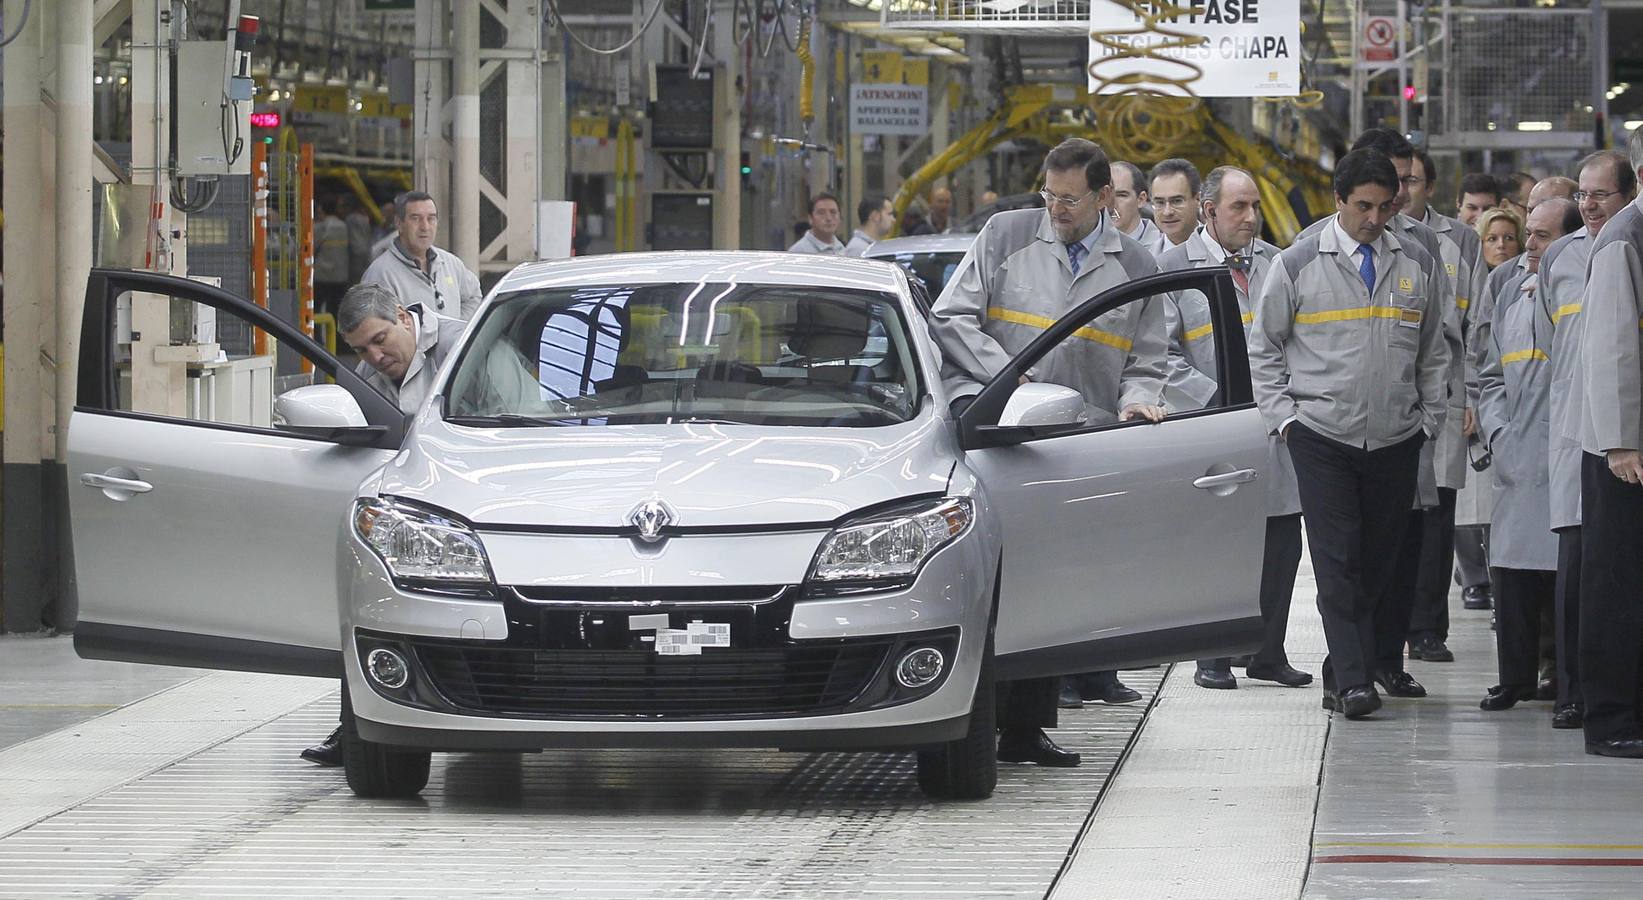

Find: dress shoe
<box><xmin>1323</xmin><ymin>686</ymin><xmax>1382</xmax><ymax>718</ymax></box>
<box><xmin>997</xmin><ymin>727</ymin><xmax>1082</xmax><ymax>767</ymax></box>
<box><xmin>1551</xmin><ymin>704</ymin><xmax>1584</xmax><ymax>729</ymax></box>
<box><xmin>1058</xmin><ymin>680</ymin><xmax>1085</xmax><ymax>710</ymax></box>
<box><xmin>1584</xmin><ymin>738</ymin><xmax>1643</xmax><ymax>759</ymax></box>
<box><xmin>300</xmin><ymin>728</ymin><xmax>343</xmax><ymax>767</ymax></box>
<box><xmin>1194</xmin><ymin>667</ymin><xmax>1237</xmax><ymax>690</ymax></box>
<box><xmin>1374</xmin><ymin>670</ymin><xmax>1427</xmax><ymax>698</ymax></box>
<box><xmin>1535</xmin><ymin>678</ymin><xmax>1557</xmax><ymax>701</ymax></box>
<box><xmin>1479</xmin><ymin>684</ymin><xmax>1535</xmax><ymax>711</ymax></box>
<box><xmin>1462</xmin><ymin>585</ymin><xmax>1492</xmax><ymax>610</ymax></box>
<box><xmin>1407</xmin><ymin>634</ymin><xmax>1454</xmax><ymax>662</ymax></box>
<box><xmin>1245</xmin><ymin>662</ymin><xmax>1313</xmax><ymax>687</ymax></box>
<box><xmin>1080</xmin><ymin>676</ymin><xmax>1142</xmax><ymax>705</ymax></box>
<box><xmin>1229</xmin><ymin>655</ymin><xmax>1254</xmax><ymax>668</ymax></box>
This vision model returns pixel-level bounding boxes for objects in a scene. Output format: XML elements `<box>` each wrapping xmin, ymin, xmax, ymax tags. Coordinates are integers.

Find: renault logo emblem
<box><xmin>628</xmin><ymin>497</ymin><xmax>676</xmax><ymax>543</ymax></box>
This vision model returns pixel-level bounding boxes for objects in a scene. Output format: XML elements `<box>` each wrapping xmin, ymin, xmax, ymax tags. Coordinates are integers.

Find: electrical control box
<box><xmin>175</xmin><ymin>40</ymin><xmax>252</xmax><ymax>176</ymax></box>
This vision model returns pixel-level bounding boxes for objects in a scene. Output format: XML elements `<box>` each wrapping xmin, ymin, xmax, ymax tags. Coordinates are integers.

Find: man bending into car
<box><xmin>298</xmin><ymin>284</ymin><xmax>470</xmax><ymax>765</ymax></box>
<box><xmin>930</xmin><ymin>137</ymin><xmax>1170</xmax><ymax>768</ymax></box>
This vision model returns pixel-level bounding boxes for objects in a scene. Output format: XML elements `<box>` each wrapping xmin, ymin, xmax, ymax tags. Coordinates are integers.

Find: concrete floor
<box><xmin>2</xmin><ymin>556</ymin><xmax>1641</xmax><ymax>898</ymax></box>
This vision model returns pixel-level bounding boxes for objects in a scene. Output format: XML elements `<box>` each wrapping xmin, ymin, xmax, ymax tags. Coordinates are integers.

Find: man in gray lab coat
<box><xmin>1574</xmin><ymin>127</ymin><xmax>1643</xmax><ymax>759</ymax></box>
<box><xmin>932</xmin><ymin>137</ymin><xmax>1167</xmax><ymax>766</ymax></box>
<box><xmin>1248</xmin><ymin>149</ymin><xmax>1450</xmax><ymax>719</ymax></box>
<box><xmin>1475</xmin><ymin>199</ymin><xmax>1581</xmax><ymax>713</ymax></box>
<box><xmin>1537</xmin><ymin>151</ymin><xmax>1638</xmax><ymax>731</ymax></box>
<box><xmin>1157</xmin><ymin>165</ymin><xmax>1312</xmax><ymax>692</ymax></box>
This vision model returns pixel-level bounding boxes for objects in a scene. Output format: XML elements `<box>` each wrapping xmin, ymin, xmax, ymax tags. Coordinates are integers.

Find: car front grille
<box><xmin>407</xmin><ymin>638</ymin><xmax>895</xmax><ymax>719</ymax></box>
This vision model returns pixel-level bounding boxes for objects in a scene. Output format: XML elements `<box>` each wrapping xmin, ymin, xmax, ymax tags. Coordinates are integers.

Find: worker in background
<box><xmin>1150</xmin><ymin>158</ymin><xmax>1201</xmax><ymax>249</ymax></box>
<box><xmin>1401</xmin><ymin>148</ymin><xmax>1487</xmax><ymax>665</ymax></box>
<box><xmin>929</xmin><ymin>186</ymin><xmax>954</xmax><ymax>234</ymax></box>
<box><xmin>1111</xmin><ymin>160</ymin><xmax>1166</xmax><ymax>256</ymax></box>
<box><xmin>370</xmin><ymin>199</ymin><xmax>397</xmax><ymax>260</ymax></box>
<box><xmin>360</xmin><ymin>190</ymin><xmax>483</xmax><ymax>320</ymax></box>
<box><xmin>313</xmin><ymin>195</ymin><xmax>352</xmax><ymax>318</ymax></box>
<box><xmin>979</xmin><ymin>189</ymin><xmax>999</xmax><ymax>209</ymax></box>
<box><xmin>1457</xmin><ymin>174</ymin><xmax>1502</xmax><ymax>227</ymax></box>
<box><xmin>1574</xmin><ymin>125</ymin><xmax>1643</xmax><ymax>759</ymax></box>
<box><xmin>1539</xmin><ymin>151</ymin><xmax>1638</xmax><ymax>732</ymax></box>
<box><xmin>1500</xmin><ymin>172</ymin><xmax>1537</xmax><ymax>221</ymax></box>
<box><xmin>933</xmin><ymin>137</ymin><xmax>1167</xmax><ymax>766</ymax></box>
<box><xmin>1480</xmin><ymin>208</ymin><xmax>1524</xmax><ymax>272</ymax></box>
<box><xmin>337</xmin><ymin>193</ymin><xmax>374</xmax><ymax>283</ymax></box>
<box><xmin>1475</xmin><ymin>198</ymin><xmax>1581</xmax><ymax>714</ymax></box>
<box><xmin>844</xmin><ymin>194</ymin><xmax>894</xmax><ymax>257</ymax></box>
<box><xmin>1248</xmin><ymin>149</ymin><xmax>1450</xmax><ymax>720</ymax></box>
<box><xmin>902</xmin><ymin>199</ymin><xmax>936</xmax><ymax>236</ymax></box>
<box><xmin>1296</xmin><ymin>129</ymin><xmax>1459</xmax><ymax>703</ymax></box>
<box><xmin>788</xmin><ymin>193</ymin><xmax>846</xmax><ymax>254</ymax></box>
<box><xmin>1157</xmin><ymin>165</ymin><xmax>1312</xmax><ymax>692</ymax></box>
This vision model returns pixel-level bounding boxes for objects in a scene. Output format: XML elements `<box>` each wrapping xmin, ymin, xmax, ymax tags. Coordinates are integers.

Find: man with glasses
<box><xmin>1539</xmin><ymin>151</ymin><xmax>1639</xmax><ymax>736</ymax></box>
<box><xmin>932</xmin><ymin>137</ymin><xmax>1168</xmax><ymax>767</ymax></box>
<box><xmin>1575</xmin><ymin>128</ymin><xmax>1643</xmax><ymax>758</ymax></box>
<box><xmin>1149</xmin><ymin>158</ymin><xmax>1202</xmax><ymax>248</ymax></box>
<box><xmin>1111</xmin><ymin>160</ymin><xmax>1167</xmax><ymax>256</ymax></box>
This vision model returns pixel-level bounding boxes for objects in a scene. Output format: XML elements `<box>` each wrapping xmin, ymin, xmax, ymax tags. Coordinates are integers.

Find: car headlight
<box><xmin>353</xmin><ymin>497</ymin><xmax>493</xmax><ymax>587</ymax></box>
<box><xmin>808</xmin><ymin>497</ymin><xmax>973</xmax><ymax>589</ymax></box>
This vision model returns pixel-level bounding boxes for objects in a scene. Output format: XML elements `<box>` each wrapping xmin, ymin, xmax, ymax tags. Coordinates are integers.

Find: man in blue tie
<box><xmin>1247</xmin><ymin>149</ymin><xmax>1452</xmax><ymax>719</ymax></box>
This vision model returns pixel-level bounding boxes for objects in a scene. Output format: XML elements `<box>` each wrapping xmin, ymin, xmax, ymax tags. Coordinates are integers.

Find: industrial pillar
<box><xmin>413</xmin><ymin>0</ymin><xmax>451</xmax><ymax>247</ymax></box>
<box><xmin>2</xmin><ymin>0</ymin><xmax>52</xmax><ymax>632</ymax></box>
<box><xmin>541</xmin><ymin>24</ymin><xmax>568</xmax><ymax>204</ymax></box>
<box><xmin>450</xmin><ymin>0</ymin><xmax>481</xmax><ymax>270</ymax></box>
<box><xmin>713</xmin><ymin>0</ymin><xmax>742</xmax><ymax>250</ymax></box>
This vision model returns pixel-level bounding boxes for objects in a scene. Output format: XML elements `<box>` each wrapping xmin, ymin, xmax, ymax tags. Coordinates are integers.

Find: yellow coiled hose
<box><xmin>796</xmin><ymin>15</ymin><xmax>813</xmax><ymax>130</ymax></box>
<box><xmin>1086</xmin><ymin>0</ymin><xmax>1208</xmax><ymax>161</ymax></box>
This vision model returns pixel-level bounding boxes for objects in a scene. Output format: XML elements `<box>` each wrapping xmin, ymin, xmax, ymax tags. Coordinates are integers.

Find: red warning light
<box><xmin>251</xmin><ymin>111</ymin><xmax>282</xmax><ymax>128</ymax></box>
<box><xmin>1403</xmin><ymin>85</ymin><xmax>1417</xmax><ymax>101</ymax></box>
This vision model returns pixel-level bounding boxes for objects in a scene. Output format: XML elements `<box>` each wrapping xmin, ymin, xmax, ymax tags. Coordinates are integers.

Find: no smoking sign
<box><xmin>1362</xmin><ymin>16</ymin><xmax>1398</xmax><ymax>63</ymax></box>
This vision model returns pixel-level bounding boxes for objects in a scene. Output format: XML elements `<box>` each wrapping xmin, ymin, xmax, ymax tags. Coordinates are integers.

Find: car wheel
<box><xmin>915</xmin><ymin>634</ymin><xmax>997</xmax><ymax>801</ymax></box>
<box><xmin>341</xmin><ymin>687</ymin><xmax>431</xmax><ymax>799</ymax></box>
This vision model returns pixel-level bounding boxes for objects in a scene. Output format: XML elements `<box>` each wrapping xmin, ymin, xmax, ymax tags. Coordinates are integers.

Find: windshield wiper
<box><xmin>445</xmin><ymin>414</ymin><xmax>573</xmax><ymax>427</ymax></box>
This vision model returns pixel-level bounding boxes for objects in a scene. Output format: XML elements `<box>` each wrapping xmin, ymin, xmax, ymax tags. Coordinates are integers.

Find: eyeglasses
<box><xmin>1399</xmin><ymin>176</ymin><xmax>1424</xmax><ymax>187</ymax></box>
<box><xmin>1573</xmin><ymin>189</ymin><xmax>1622</xmax><ymax>203</ymax></box>
<box><xmin>1039</xmin><ymin>189</ymin><xmax>1095</xmax><ymax>209</ymax></box>
<box><xmin>1151</xmin><ymin>196</ymin><xmax>1194</xmax><ymax>211</ymax></box>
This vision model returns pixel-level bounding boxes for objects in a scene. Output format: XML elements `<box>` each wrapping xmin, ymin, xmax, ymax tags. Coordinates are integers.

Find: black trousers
<box><xmin>1579</xmin><ymin>453</ymin><xmax>1643</xmax><ymax>743</ymax></box>
<box><xmin>1554</xmin><ymin>526</ymin><xmax>1583</xmax><ymax>707</ymax></box>
<box><xmin>1454</xmin><ymin>524</ymin><xmax>1491</xmax><ymax>588</ymax></box>
<box><xmin>1377</xmin><ymin>499</ymin><xmax>1424</xmax><ymax>676</ymax></box>
<box><xmin>1287</xmin><ymin>425</ymin><xmax>1424</xmax><ymax>693</ymax></box>
<box><xmin>1200</xmin><ymin>513</ymin><xmax>1304</xmax><ymax>671</ymax></box>
<box><xmin>998</xmin><ymin>677</ymin><xmax>1059</xmax><ymax>732</ymax></box>
<box><xmin>1408</xmin><ymin>488</ymin><xmax>1457</xmax><ymax>640</ymax></box>
<box><xmin>1492</xmin><ymin>567</ymin><xmax>1557</xmax><ymax>689</ymax></box>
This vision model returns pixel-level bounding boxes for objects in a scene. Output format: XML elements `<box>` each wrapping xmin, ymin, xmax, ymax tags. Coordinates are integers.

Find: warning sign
<box><xmin>850</xmin><ymin>84</ymin><xmax>927</xmax><ymax>136</ymax></box>
<box><xmin>1362</xmin><ymin>16</ymin><xmax>1398</xmax><ymax>63</ymax></box>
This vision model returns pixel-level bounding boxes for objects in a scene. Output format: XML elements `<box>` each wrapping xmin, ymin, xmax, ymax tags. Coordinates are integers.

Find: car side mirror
<box><xmin>973</xmin><ymin>382</ymin><xmax>1087</xmax><ymax>445</ymax></box>
<box><xmin>275</xmin><ymin>384</ymin><xmax>387</xmax><ymax>446</ymax></box>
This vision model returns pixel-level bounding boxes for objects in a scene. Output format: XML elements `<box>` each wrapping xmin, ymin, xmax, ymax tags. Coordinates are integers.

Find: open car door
<box><xmin>958</xmin><ymin>268</ymin><xmax>1269</xmax><ymax>679</ymax></box>
<box><xmin>70</xmin><ymin>269</ymin><xmax>406</xmax><ymax>676</ymax></box>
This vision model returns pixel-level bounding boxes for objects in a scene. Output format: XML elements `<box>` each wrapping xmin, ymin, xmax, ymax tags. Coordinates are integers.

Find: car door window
<box><xmin>80</xmin><ymin>270</ymin><xmax>402</xmax><ymax>444</ymax></box>
<box><xmin>959</xmin><ymin>269</ymin><xmax>1250</xmax><ymax>447</ymax></box>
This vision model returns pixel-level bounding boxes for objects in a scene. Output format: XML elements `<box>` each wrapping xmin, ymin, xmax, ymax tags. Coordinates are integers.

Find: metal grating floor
<box><xmin>0</xmin><ymin>668</ymin><xmax>1164</xmax><ymax>899</ymax></box>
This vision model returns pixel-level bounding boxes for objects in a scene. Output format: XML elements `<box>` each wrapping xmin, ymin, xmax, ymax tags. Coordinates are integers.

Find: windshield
<box><xmin>443</xmin><ymin>282</ymin><xmax>922</xmax><ymax>427</ymax></box>
<box><xmin>872</xmin><ymin>250</ymin><xmax>965</xmax><ymax>300</ymax></box>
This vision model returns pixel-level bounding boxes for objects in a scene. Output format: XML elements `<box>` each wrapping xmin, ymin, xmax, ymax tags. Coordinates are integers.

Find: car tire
<box><xmin>341</xmin><ymin>686</ymin><xmax>431</xmax><ymax>799</ymax></box>
<box><xmin>915</xmin><ymin>635</ymin><xmax>997</xmax><ymax>801</ymax></box>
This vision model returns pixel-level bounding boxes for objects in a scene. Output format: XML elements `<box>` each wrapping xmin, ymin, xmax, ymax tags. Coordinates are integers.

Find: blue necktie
<box><xmin>1067</xmin><ymin>241</ymin><xmax>1087</xmax><ymax>277</ymax></box>
<box><xmin>1357</xmin><ymin>244</ymin><xmax>1376</xmax><ymax>295</ymax></box>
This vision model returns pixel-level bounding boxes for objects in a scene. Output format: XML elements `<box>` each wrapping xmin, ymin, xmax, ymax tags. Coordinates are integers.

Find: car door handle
<box><xmin>1193</xmin><ymin>468</ymin><xmax>1258</xmax><ymax>490</ymax></box>
<box><xmin>80</xmin><ymin>473</ymin><xmax>154</xmax><ymax>493</ymax></box>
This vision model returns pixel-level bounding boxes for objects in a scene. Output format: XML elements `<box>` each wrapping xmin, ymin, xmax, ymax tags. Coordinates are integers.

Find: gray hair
<box><xmin>337</xmin><ymin>283</ymin><xmax>403</xmax><ymax>335</ymax></box>
<box><xmin>1629</xmin><ymin>125</ymin><xmax>1643</xmax><ymax>187</ymax></box>
<box><xmin>1202</xmin><ymin>165</ymin><xmax>1255</xmax><ymax>205</ymax></box>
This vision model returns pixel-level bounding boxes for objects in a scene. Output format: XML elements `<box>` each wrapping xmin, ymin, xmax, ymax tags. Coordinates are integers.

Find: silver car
<box><xmin>70</xmin><ymin>252</ymin><xmax>1267</xmax><ymax>801</ymax></box>
<box><xmin>862</xmin><ymin>233</ymin><xmax>977</xmax><ymax>308</ymax></box>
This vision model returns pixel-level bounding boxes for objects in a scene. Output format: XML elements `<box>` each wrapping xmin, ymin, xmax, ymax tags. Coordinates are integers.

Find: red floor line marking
<box><xmin>1314</xmin><ymin>855</ymin><xmax>1643</xmax><ymax>867</ymax></box>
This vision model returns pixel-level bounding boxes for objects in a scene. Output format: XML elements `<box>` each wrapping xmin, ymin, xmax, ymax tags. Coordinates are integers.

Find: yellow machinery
<box><xmin>890</xmin><ymin>84</ymin><xmax>1334</xmax><ymax>246</ymax></box>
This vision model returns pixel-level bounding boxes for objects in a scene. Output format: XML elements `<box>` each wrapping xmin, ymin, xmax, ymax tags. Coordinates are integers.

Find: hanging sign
<box><xmin>1088</xmin><ymin>0</ymin><xmax>1302</xmax><ymax>98</ymax></box>
<box><xmin>850</xmin><ymin>84</ymin><xmax>928</xmax><ymax>136</ymax></box>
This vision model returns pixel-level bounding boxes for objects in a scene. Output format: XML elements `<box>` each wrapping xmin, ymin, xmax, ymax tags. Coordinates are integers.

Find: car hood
<box><xmin>380</xmin><ymin>411</ymin><xmax>956</xmax><ymax>529</ymax></box>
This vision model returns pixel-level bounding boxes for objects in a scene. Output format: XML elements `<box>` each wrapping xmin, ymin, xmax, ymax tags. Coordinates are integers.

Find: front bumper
<box><xmin>341</xmin><ymin>525</ymin><xmax>996</xmax><ymax>750</ymax></box>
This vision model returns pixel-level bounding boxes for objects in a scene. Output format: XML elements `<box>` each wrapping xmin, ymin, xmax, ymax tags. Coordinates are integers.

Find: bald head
<box><xmin>1525</xmin><ymin>198</ymin><xmax>1580</xmax><ymax>274</ymax></box>
<box><xmin>929</xmin><ymin>187</ymin><xmax>952</xmax><ymax>229</ymax></box>
<box><xmin>1528</xmin><ymin>176</ymin><xmax>1577</xmax><ymax>210</ymax></box>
